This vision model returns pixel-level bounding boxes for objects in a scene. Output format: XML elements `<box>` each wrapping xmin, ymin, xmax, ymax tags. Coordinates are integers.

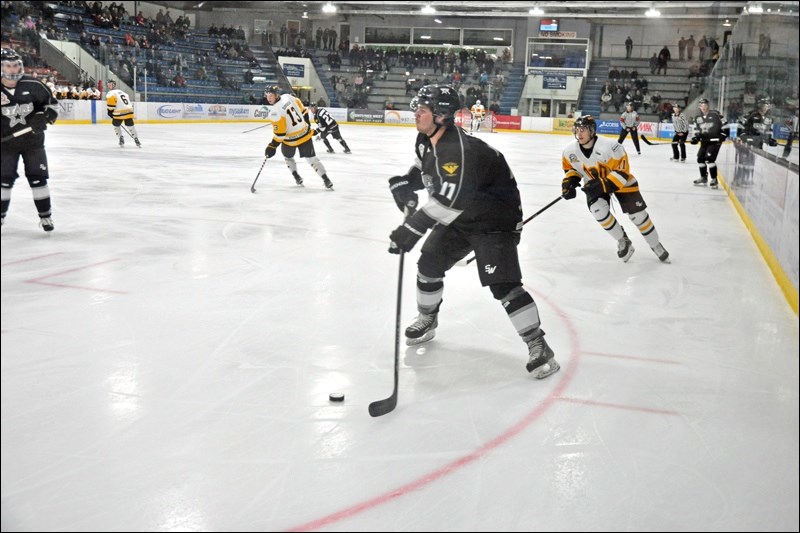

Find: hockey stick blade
<box><xmin>641</xmin><ymin>134</ymin><xmax>669</xmax><ymax>146</ymax></box>
<box><xmin>369</xmin><ymin>395</ymin><xmax>398</xmax><ymax>417</ymax></box>
<box><xmin>465</xmin><ymin>196</ymin><xmax>563</xmax><ymax>265</ymax></box>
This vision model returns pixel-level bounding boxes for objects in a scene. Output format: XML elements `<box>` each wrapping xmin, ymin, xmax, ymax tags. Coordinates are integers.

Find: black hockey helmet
<box><xmin>265</xmin><ymin>85</ymin><xmax>281</xmax><ymax>96</ymax></box>
<box><xmin>698</xmin><ymin>98</ymin><xmax>710</xmax><ymax>105</ymax></box>
<box><xmin>572</xmin><ymin>115</ymin><xmax>597</xmax><ymax>137</ymax></box>
<box><xmin>413</xmin><ymin>84</ymin><xmax>461</xmax><ymax>125</ymax></box>
<box><xmin>107</xmin><ymin>79</ymin><xmax>117</xmax><ymax>89</ymax></box>
<box><xmin>757</xmin><ymin>97</ymin><xmax>771</xmax><ymax>111</ymax></box>
<box><xmin>1</xmin><ymin>47</ymin><xmax>24</xmax><ymax>81</ymax></box>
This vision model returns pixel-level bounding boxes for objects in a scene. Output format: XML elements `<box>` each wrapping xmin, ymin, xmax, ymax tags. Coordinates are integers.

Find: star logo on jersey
<box><xmin>2</xmin><ymin>102</ymin><xmax>33</xmax><ymax>127</ymax></box>
<box><xmin>441</xmin><ymin>162</ymin><xmax>459</xmax><ymax>176</ymax></box>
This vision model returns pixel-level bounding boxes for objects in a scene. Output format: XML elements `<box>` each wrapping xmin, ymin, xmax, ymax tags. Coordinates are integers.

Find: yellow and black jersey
<box><xmin>470</xmin><ymin>104</ymin><xmax>485</xmax><ymax>118</ymax></box>
<box><xmin>267</xmin><ymin>94</ymin><xmax>312</xmax><ymax>147</ymax></box>
<box><xmin>561</xmin><ymin>136</ymin><xmax>638</xmax><ymax>193</ymax></box>
<box><xmin>106</xmin><ymin>89</ymin><xmax>135</xmax><ymax>120</ymax></box>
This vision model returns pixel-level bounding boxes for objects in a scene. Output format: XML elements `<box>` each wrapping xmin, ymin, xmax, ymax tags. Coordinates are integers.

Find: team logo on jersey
<box><xmin>569</xmin><ymin>154</ymin><xmax>578</xmax><ymax>162</ymax></box>
<box><xmin>441</xmin><ymin>162</ymin><xmax>459</xmax><ymax>176</ymax></box>
<box><xmin>2</xmin><ymin>102</ymin><xmax>33</xmax><ymax>127</ymax></box>
<box><xmin>484</xmin><ymin>264</ymin><xmax>497</xmax><ymax>274</ymax></box>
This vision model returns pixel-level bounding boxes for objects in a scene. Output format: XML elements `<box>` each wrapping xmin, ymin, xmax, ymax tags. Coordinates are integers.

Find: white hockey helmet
<box><xmin>476</xmin><ymin>99</ymin><xmax>481</xmax><ymax>105</ymax></box>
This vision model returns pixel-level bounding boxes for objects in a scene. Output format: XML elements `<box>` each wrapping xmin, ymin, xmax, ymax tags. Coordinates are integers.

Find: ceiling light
<box><xmin>529</xmin><ymin>6</ymin><xmax>544</xmax><ymax>16</ymax></box>
<box><xmin>493</xmin><ymin>37</ymin><xmax>503</xmax><ymax>41</ymax></box>
<box><xmin>748</xmin><ymin>3</ymin><xmax>763</xmax><ymax>13</ymax></box>
<box><xmin>421</xmin><ymin>4</ymin><xmax>436</xmax><ymax>15</ymax></box>
<box><xmin>645</xmin><ymin>7</ymin><xmax>661</xmax><ymax>17</ymax></box>
<box><xmin>302</xmin><ymin>11</ymin><xmax>308</xmax><ymax>18</ymax></box>
<box><xmin>420</xmin><ymin>35</ymin><xmax>431</xmax><ymax>39</ymax></box>
<box><xmin>434</xmin><ymin>18</ymin><xmax>442</xmax><ymax>23</ymax></box>
<box><xmin>322</xmin><ymin>2</ymin><xmax>336</xmax><ymax>13</ymax></box>
<box><xmin>722</xmin><ymin>19</ymin><xmax>731</xmax><ymax>26</ymax></box>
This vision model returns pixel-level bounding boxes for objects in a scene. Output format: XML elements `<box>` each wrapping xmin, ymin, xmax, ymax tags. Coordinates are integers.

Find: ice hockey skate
<box><xmin>39</xmin><ymin>216</ymin><xmax>54</xmax><ymax>232</ymax></box>
<box><xmin>322</xmin><ymin>175</ymin><xmax>334</xmax><ymax>190</ymax></box>
<box><xmin>292</xmin><ymin>172</ymin><xmax>304</xmax><ymax>187</ymax></box>
<box><xmin>652</xmin><ymin>243</ymin><xmax>670</xmax><ymax>263</ymax></box>
<box><xmin>709</xmin><ymin>178</ymin><xmax>718</xmax><ymax>189</ymax></box>
<box><xmin>693</xmin><ymin>177</ymin><xmax>708</xmax><ymax>186</ymax></box>
<box><xmin>135</xmin><ymin>138</ymin><xmax>142</xmax><ymax>148</ymax></box>
<box><xmin>405</xmin><ymin>313</ymin><xmax>437</xmax><ymax>345</ymax></box>
<box><xmin>617</xmin><ymin>233</ymin><xmax>635</xmax><ymax>262</ymax></box>
<box><xmin>526</xmin><ymin>335</ymin><xmax>559</xmax><ymax>379</ymax></box>
<box><xmin>118</xmin><ymin>136</ymin><xmax>124</xmax><ymax>147</ymax></box>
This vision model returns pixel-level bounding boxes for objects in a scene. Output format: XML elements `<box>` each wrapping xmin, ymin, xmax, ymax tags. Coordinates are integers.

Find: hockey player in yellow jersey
<box><xmin>263</xmin><ymin>86</ymin><xmax>333</xmax><ymax>190</ymax></box>
<box><xmin>105</xmin><ymin>80</ymin><xmax>141</xmax><ymax>147</ymax></box>
<box><xmin>469</xmin><ymin>99</ymin><xmax>485</xmax><ymax>132</ymax></box>
<box><xmin>561</xmin><ymin>115</ymin><xmax>670</xmax><ymax>263</ymax></box>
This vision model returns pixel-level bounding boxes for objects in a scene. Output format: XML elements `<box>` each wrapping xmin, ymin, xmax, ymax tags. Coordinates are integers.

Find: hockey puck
<box><xmin>329</xmin><ymin>392</ymin><xmax>345</xmax><ymax>402</ymax></box>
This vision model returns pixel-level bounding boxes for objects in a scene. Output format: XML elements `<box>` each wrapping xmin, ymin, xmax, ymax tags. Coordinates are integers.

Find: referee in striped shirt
<box><xmin>670</xmin><ymin>104</ymin><xmax>689</xmax><ymax>162</ymax></box>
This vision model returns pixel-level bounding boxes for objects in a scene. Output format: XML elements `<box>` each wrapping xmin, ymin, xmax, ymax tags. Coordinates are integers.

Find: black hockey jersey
<box><xmin>314</xmin><ymin>107</ymin><xmax>338</xmax><ymax>133</ymax></box>
<box><xmin>694</xmin><ymin>109</ymin><xmax>726</xmax><ymax>142</ymax></box>
<box><xmin>1</xmin><ymin>75</ymin><xmax>58</xmax><ymax>144</ymax></box>
<box><xmin>407</xmin><ymin>125</ymin><xmax>522</xmax><ymax>234</ymax></box>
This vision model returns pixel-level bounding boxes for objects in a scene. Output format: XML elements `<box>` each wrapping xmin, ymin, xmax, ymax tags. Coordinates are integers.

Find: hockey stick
<box><xmin>250</xmin><ymin>156</ymin><xmax>268</xmax><ymax>193</ymax></box>
<box><xmin>242</xmin><ymin>124</ymin><xmax>271</xmax><ymax>134</ymax></box>
<box><xmin>465</xmin><ymin>195</ymin><xmax>563</xmax><ymax>265</ymax></box>
<box><xmin>369</xmin><ymin>209</ymin><xmax>411</xmax><ymax>418</ymax></box>
<box><xmin>1</xmin><ymin>126</ymin><xmax>34</xmax><ymax>142</ymax></box>
<box><xmin>120</xmin><ymin>124</ymin><xmax>136</xmax><ymax>140</ymax></box>
<box><xmin>369</xmin><ymin>251</ymin><xmax>404</xmax><ymax>417</ymax></box>
<box><xmin>641</xmin><ymin>134</ymin><xmax>673</xmax><ymax>146</ymax></box>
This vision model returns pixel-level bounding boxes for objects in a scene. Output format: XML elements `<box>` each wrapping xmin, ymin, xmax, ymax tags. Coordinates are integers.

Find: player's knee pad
<box><xmin>418</xmin><ymin>253</ymin><xmax>448</xmax><ymax>279</ymax></box>
<box><xmin>628</xmin><ymin>210</ymin><xmax>648</xmax><ymax>226</ymax></box>
<box><xmin>589</xmin><ymin>197</ymin><xmax>611</xmax><ymax>220</ymax></box>
<box><xmin>490</xmin><ymin>282</ymin><xmax>522</xmax><ymax>301</ymax></box>
<box><xmin>27</xmin><ymin>176</ymin><xmax>49</xmax><ymax>188</ymax></box>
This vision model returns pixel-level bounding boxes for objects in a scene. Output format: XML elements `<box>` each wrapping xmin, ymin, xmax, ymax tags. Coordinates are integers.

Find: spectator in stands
<box><xmin>648</xmin><ymin>90</ymin><xmax>662</xmax><ymax>113</ymax></box>
<box><xmin>657</xmin><ymin>45</ymin><xmax>671</xmax><ymax>75</ymax></box>
<box><xmin>489</xmin><ymin>100</ymin><xmax>501</xmax><ymax>115</ymax></box>
<box><xmin>244</xmin><ymin>68</ymin><xmax>254</xmax><ymax>84</ymax></box>
<box><xmin>649</xmin><ymin>53</ymin><xmax>658</xmax><ymax>75</ymax></box>
<box><xmin>686</xmin><ymin>35</ymin><xmax>696</xmax><ymax>60</ymax></box>
<box><xmin>601</xmin><ymin>87</ymin><xmax>613</xmax><ymax>112</ymax></box>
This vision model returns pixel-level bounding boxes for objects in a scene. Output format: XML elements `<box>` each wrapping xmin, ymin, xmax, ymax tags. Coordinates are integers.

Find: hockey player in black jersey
<box><xmin>1</xmin><ymin>48</ymin><xmax>59</xmax><ymax>231</ymax></box>
<box><xmin>690</xmin><ymin>98</ymin><xmax>727</xmax><ymax>189</ymax></box>
<box><xmin>308</xmin><ymin>103</ymin><xmax>351</xmax><ymax>154</ymax></box>
<box><xmin>386</xmin><ymin>84</ymin><xmax>559</xmax><ymax>379</ymax></box>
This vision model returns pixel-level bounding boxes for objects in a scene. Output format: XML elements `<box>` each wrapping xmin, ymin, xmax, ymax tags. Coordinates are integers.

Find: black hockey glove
<box><xmin>561</xmin><ymin>174</ymin><xmax>581</xmax><ymax>200</ymax></box>
<box><xmin>107</xmin><ymin>109</ymin><xmax>114</xmax><ymax>119</ymax></box>
<box><xmin>768</xmin><ymin>138</ymin><xmax>778</xmax><ymax>147</ymax></box>
<box><xmin>690</xmin><ymin>136</ymin><xmax>700</xmax><ymax>145</ymax></box>
<box><xmin>388</xmin><ymin>175</ymin><xmax>419</xmax><ymax>214</ymax></box>
<box><xmin>312</xmin><ymin>128</ymin><xmax>319</xmax><ymax>136</ymax></box>
<box><xmin>265</xmin><ymin>140</ymin><xmax>279</xmax><ymax>158</ymax></box>
<box><xmin>29</xmin><ymin>112</ymin><xmax>48</xmax><ymax>132</ymax></box>
<box><xmin>389</xmin><ymin>218</ymin><xmax>426</xmax><ymax>254</ymax></box>
<box><xmin>582</xmin><ymin>176</ymin><xmax>618</xmax><ymax>203</ymax></box>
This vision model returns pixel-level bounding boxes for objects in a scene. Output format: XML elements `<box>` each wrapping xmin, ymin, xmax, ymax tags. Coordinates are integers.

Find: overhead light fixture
<box><xmin>722</xmin><ymin>18</ymin><xmax>731</xmax><ymax>26</ymax></box>
<box><xmin>434</xmin><ymin>18</ymin><xmax>442</xmax><ymax>23</ymax></box>
<box><xmin>420</xmin><ymin>35</ymin><xmax>431</xmax><ymax>39</ymax></box>
<box><xmin>748</xmin><ymin>3</ymin><xmax>763</xmax><ymax>13</ymax></box>
<box><xmin>529</xmin><ymin>6</ymin><xmax>544</xmax><ymax>16</ymax></box>
<box><xmin>493</xmin><ymin>37</ymin><xmax>503</xmax><ymax>41</ymax></box>
<box><xmin>421</xmin><ymin>4</ymin><xmax>436</xmax><ymax>15</ymax></box>
<box><xmin>302</xmin><ymin>11</ymin><xmax>308</xmax><ymax>18</ymax></box>
<box><xmin>645</xmin><ymin>7</ymin><xmax>661</xmax><ymax>17</ymax></box>
<box><xmin>322</xmin><ymin>2</ymin><xmax>336</xmax><ymax>13</ymax></box>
